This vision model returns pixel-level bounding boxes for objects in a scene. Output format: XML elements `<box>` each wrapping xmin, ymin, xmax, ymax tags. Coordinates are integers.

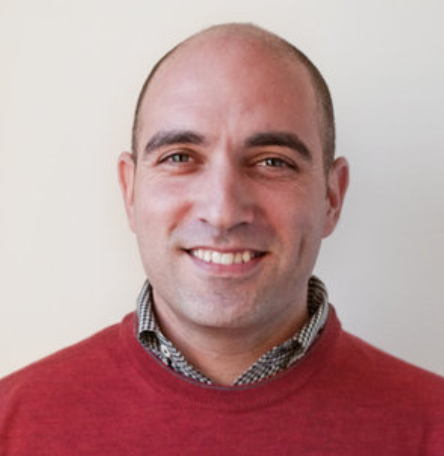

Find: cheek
<box><xmin>270</xmin><ymin>191</ymin><xmax>328</xmax><ymax>244</ymax></box>
<box><xmin>133</xmin><ymin>179</ymin><xmax>191</xmax><ymax>236</ymax></box>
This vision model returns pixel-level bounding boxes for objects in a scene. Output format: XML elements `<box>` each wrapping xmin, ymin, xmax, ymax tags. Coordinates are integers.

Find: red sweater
<box><xmin>1</xmin><ymin>307</ymin><xmax>443</xmax><ymax>455</ymax></box>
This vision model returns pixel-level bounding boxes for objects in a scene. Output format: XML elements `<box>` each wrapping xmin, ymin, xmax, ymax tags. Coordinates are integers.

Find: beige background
<box><xmin>1</xmin><ymin>0</ymin><xmax>443</xmax><ymax>378</ymax></box>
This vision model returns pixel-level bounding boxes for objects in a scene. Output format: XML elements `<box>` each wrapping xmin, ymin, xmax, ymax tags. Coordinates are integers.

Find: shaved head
<box><xmin>131</xmin><ymin>23</ymin><xmax>335</xmax><ymax>171</ymax></box>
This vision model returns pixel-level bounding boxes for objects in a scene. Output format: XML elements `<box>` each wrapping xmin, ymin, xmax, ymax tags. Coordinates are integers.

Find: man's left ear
<box><xmin>323</xmin><ymin>157</ymin><xmax>349</xmax><ymax>237</ymax></box>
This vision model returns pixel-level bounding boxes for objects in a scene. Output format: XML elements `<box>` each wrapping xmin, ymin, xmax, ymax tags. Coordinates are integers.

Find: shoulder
<box><xmin>0</xmin><ymin>313</ymin><xmax>134</xmax><ymax>410</ymax></box>
<box><xmin>330</xmin><ymin>326</ymin><xmax>444</xmax><ymax>405</ymax></box>
<box><xmin>338</xmin><ymin>329</ymin><xmax>444</xmax><ymax>379</ymax></box>
<box><xmin>306</xmin><ymin>310</ymin><xmax>444</xmax><ymax>451</ymax></box>
<box><xmin>0</xmin><ymin>313</ymin><xmax>153</xmax><ymax>453</ymax></box>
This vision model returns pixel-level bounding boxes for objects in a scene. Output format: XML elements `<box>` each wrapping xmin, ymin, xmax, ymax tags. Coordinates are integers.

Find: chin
<box><xmin>184</xmin><ymin>300</ymin><xmax>264</xmax><ymax>331</ymax></box>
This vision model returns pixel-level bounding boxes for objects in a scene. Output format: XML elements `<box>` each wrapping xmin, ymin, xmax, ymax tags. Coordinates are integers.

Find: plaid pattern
<box><xmin>136</xmin><ymin>276</ymin><xmax>329</xmax><ymax>385</ymax></box>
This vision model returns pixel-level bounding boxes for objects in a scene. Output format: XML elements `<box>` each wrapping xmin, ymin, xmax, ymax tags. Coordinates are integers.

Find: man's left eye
<box><xmin>259</xmin><ymin>157</ymin><xmax>294</xmax><ymax>169</ymax></box>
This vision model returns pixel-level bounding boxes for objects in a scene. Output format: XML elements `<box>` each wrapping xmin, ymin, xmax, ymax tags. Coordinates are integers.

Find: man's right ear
<box><xmin>118</xmin><ymin>152</ymin><xmax>136</xmax><ymax>232</ymax></box>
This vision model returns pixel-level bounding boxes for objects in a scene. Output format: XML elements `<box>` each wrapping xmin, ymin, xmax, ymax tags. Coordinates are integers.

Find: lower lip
<box><xmin>186</xmin><ymin>251</ymin><xmax>265</xmax><ymax>276</ymax></box>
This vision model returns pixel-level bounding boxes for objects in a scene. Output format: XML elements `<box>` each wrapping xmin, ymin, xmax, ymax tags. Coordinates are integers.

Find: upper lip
<box><xmin>190</xmin><ymin>247</ymin><xmax>258</xmax><ymax>252</ymax></box>
<box><xmin>185</xmin><ymin>247</ymin><xmax>267</xmax><ymax>256</ymax></box>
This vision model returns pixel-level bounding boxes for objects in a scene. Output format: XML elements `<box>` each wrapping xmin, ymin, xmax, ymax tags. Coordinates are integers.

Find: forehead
<box><xmin>136</xmin><ymin>36</ymin><xmax>322</xmax><ymax>157</ymax></box>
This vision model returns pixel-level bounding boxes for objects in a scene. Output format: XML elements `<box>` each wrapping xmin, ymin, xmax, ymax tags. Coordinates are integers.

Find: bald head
<box><xmin>131</xmin><ymin>23</ymin><xmax>335</xmax><ymax>171</ymax></box>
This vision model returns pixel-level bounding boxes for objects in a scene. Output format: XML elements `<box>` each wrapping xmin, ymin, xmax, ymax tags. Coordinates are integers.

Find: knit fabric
<box><xmin>1</xmin><ymin>307</ymin><xmax>444</xmax><ymax>455</ymax></box>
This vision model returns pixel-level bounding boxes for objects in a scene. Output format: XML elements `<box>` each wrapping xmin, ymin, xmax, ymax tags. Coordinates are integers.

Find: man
<box><xmin>1</xmin><ymin>23</ymin><xmax>443</xmax><ymax>455</ymax></box>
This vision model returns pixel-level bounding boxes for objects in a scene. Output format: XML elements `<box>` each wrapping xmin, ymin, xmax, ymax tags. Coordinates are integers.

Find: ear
<box><xmin>118</xmin><ymin>152</ymin><xmax>136</xmax><ymax>232</ymax></box>
<box><xmin>323</xmin><ymin>157</ymin><xmax>349</xmax><ymax>237</ymax></box>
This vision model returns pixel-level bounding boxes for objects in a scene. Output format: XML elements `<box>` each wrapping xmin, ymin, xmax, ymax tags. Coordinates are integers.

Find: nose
<box><xmin>194</xmin><ymin>160</ymin><xmax>255</xmax><ymax>232</ymax></box>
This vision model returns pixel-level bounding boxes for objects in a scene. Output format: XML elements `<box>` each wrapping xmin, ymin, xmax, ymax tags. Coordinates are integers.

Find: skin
<box><xmin>119</xmin><ymin>31</ymin><xmax>349</xmax><ymax>385</ymax></box>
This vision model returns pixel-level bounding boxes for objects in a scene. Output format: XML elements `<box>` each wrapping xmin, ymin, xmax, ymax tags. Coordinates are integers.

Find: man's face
<box><xmin>119</xmin><ymin>39</ymin><xmax>348</xmax><ymax>337</ymax></box>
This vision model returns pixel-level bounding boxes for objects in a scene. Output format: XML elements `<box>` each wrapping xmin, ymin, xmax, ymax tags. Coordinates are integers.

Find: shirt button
<box><xmin>160</xmin><ymin>344</ymin><xmax>171</xmax><ymax>358</ymax></box>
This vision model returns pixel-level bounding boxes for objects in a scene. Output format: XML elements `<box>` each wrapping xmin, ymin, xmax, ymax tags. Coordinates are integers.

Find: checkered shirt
<box><xmin>136</xmin><ymin>276</ymin><xmax>329</xmax><ymax>386</ymax></box>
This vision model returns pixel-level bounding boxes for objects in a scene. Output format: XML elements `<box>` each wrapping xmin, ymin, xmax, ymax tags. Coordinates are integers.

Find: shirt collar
<box><xmin>136</xmin><ymin>276</ymin><xmax>329</xmax><ymax>385</ymax></box>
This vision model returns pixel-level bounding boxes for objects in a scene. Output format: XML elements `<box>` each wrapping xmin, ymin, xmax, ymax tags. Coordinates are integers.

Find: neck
<box><xmin>154</xmin><ymin>304</ymin><xmax>309</xmax><ymax>386</ymax></box>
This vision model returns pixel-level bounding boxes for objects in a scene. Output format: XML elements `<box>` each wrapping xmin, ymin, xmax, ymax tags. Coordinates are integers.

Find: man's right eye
<box><xmin>160</xmin><ymin>152</ymin><xmax>191</xmax><ymax>164</ymax></box>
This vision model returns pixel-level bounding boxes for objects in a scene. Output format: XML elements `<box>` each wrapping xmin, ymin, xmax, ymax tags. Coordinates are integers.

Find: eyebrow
<box><xmin>142</xmin><ymin>129</ymin><xmax>312</xmax><ymax>162</ymax></box>
<box><xmin>143</xmin><ymin>130</ymin><xmax>205</xmax><ymax>156</ymax></box>
<box><xmin>245</xmin><ymin>131</ymin><xmax>312</xmax><ymax>162</ymax></box>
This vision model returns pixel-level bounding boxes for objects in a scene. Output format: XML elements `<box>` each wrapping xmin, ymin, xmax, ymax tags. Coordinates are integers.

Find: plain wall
<box><xmin>1</xmin><ymin>0</ymin><xmax>443</xmax><ymax>378</ymax></box>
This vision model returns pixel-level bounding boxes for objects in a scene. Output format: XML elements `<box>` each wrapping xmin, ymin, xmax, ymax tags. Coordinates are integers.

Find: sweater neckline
<box><xmin>120</xmin><ymin>305</ymin><xmax>342</xmax><ymax>411</ymax></box>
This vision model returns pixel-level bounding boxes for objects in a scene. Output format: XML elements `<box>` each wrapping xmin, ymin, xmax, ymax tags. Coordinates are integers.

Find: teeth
<box><xmin>191</xmin><ymin>249</ymin><xmax>258</xmax><ymax>265</ymax></box>
<box><xmin>212</xmin><ymin>251</ymin><xmax>221</xmax><ymax>263</ymax></box>
<box><xmin>221</xmin><ymin>253</ymin><xmax>233</xmax><ymax>265</ymax></box>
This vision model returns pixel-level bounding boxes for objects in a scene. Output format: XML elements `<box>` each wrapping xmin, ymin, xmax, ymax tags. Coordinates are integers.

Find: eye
<box><xmin>162</xmin><ymin>152</ymin><xmax>191</xmax><ymax>163</ymax></box>
<box><xmin>261</xmin><ymin>157</ymin><xmax>287</xmax><ymax>167</ymax></box>
<box><xmin>256</xmin><ymin>156</ymin><xmax>296</xmax><ymax>170</ymax></box>
<box><xmin>155</xmin><ymin>149</ymin><xmax>200</xmax><ymax>173</ymax></box>
<box><xmin>157</xmin><ymin>151</ymin><xmax>196</xmax><ymax>166</ymax></box>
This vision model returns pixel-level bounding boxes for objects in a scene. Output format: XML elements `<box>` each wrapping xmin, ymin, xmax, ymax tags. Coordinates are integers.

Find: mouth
<box><xmin>188</xmin><ymin>248</ymin><xmax>266</xmax><ymax>265</ymax></box>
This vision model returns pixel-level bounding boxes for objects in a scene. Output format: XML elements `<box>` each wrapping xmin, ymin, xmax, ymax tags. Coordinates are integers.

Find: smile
<box><xmin>190</xmin><ymin>249</ymin><xmax>264</xmax><ymax>265</ymax></box>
